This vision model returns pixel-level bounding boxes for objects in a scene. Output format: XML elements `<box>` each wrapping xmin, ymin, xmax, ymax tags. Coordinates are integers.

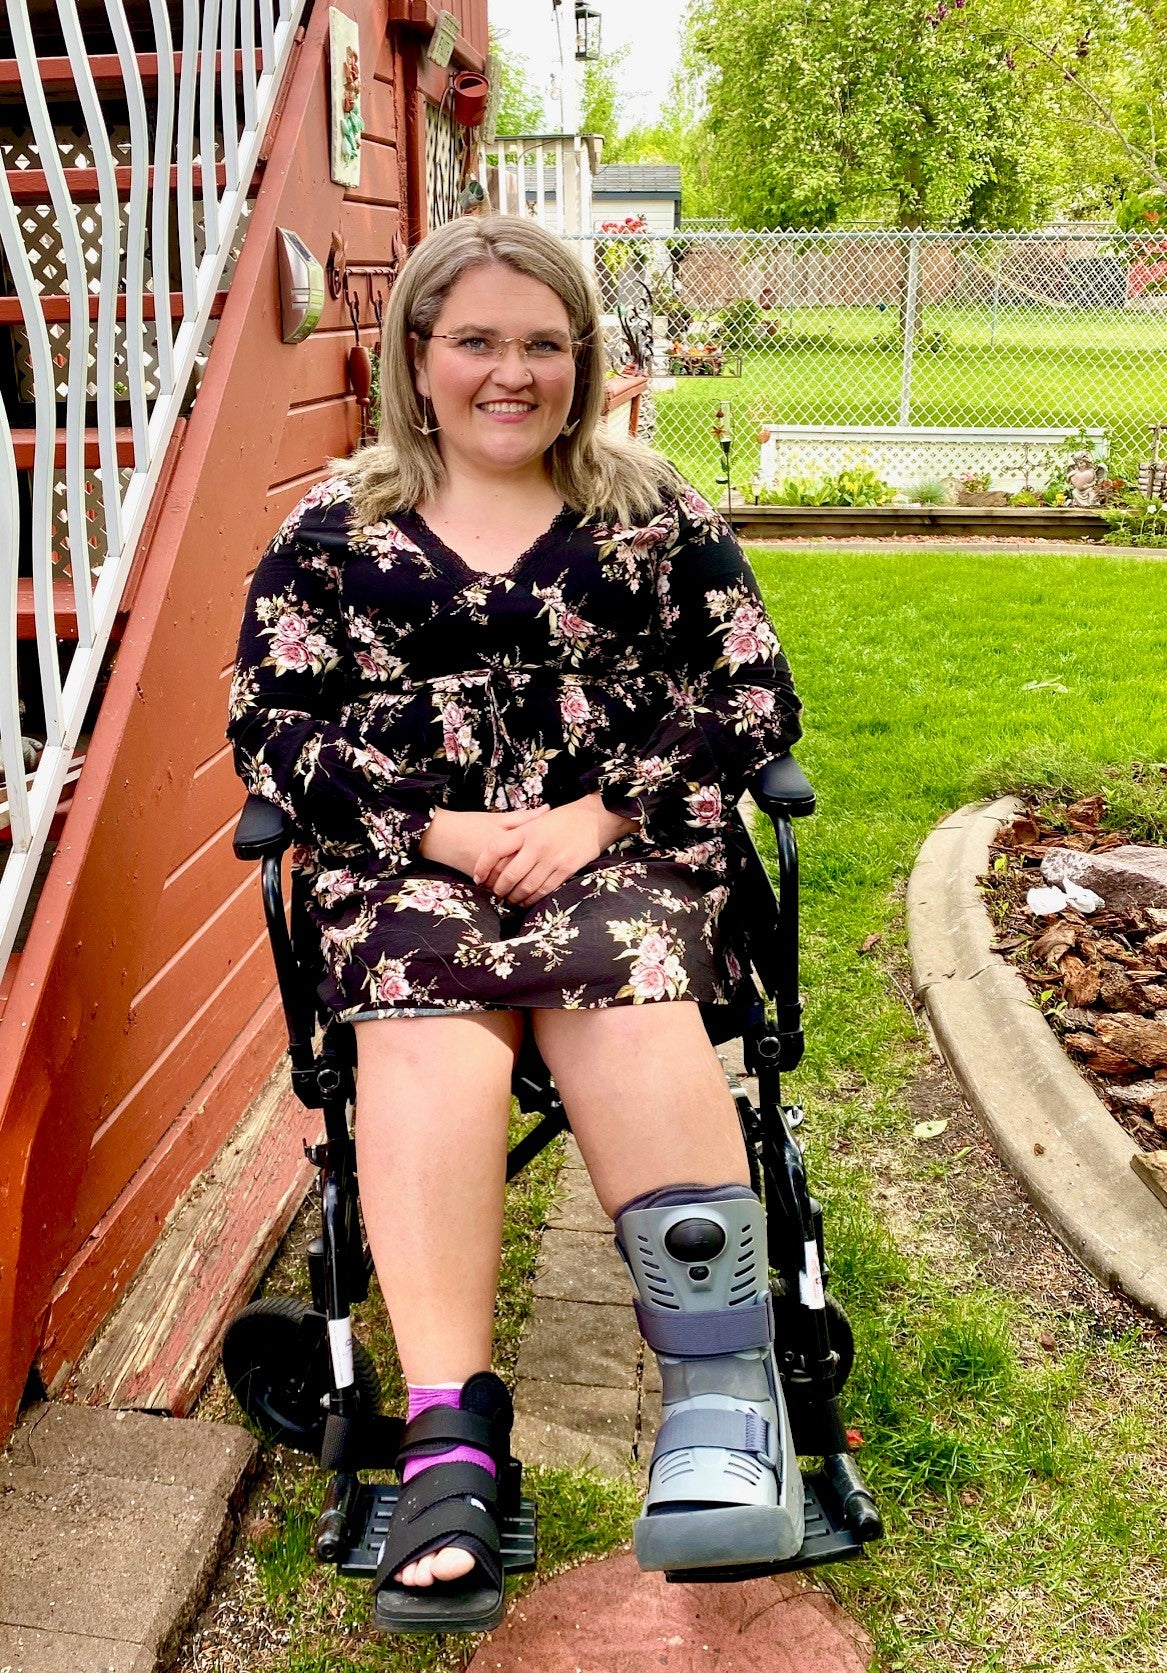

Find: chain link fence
<box><xmin>575</xmin><ymin>228</ymin><xmax>1167</xmax><ymax>504</ymax></box>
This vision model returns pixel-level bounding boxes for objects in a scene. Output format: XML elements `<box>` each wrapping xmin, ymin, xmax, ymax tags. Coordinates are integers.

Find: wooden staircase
<box><xmin>0</xmin><ymin>0</ymin><xmax>486</xmax><ymax>1440</ymax></box>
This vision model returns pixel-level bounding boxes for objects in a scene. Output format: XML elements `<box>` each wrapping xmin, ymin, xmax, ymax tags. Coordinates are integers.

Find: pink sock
<box><xmin>402</xmin><ymin>1382</ymin><xmax>497</xmax><ymax>1485</ymax></box>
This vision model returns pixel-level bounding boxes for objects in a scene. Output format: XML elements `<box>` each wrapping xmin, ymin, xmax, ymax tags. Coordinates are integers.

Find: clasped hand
<box><xmin>418</xmin><ymin>795</ymin><xmax>637</xmax><ymax>909</ymax></box>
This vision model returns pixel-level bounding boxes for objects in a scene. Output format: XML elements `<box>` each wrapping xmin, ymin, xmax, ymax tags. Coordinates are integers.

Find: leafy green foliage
<box><xmin>751</xmin><ymin>466</ymin><xmax>896</xmax><ymax>505</ymax></box>
<box><xmin>1102</xmin><ymin>489</ymin><xmax>1167</xmax><ymax>545</ymax></box>
<box><xmin>489</xmin><ymin>26</ymin><xmax>545</xmax><ymax>136</ymax></box>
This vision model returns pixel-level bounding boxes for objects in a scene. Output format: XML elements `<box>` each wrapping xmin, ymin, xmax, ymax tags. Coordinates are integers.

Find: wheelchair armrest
<box><xmin>750</xmin><ymin>754</ymin><xmax>816</xmax><ymax>819</ymax></box>
<box><xmin>233</xmin><ymin>794</ymin><xmax>293</xmax><ymax>861</ymax></box>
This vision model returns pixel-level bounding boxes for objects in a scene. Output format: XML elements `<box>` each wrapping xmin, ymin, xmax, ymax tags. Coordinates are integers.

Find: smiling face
<box><xmin>412</xmin><ymin>263</ymin><xmax>577</xmax><ymax>484</ymax></box>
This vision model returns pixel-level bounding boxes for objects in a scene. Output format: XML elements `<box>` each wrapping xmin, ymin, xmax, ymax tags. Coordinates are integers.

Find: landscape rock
<box><xmin>1041</xmin><ymin>845</ymin><xmax>1167</xmax><ymax>913</ymax></box>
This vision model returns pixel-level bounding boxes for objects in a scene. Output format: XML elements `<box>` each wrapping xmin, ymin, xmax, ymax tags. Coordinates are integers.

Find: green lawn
<box><xmin>190</xmin><ymin>545</ymin><xmax>1167</xmax><ymax>1672</ymax></box>
<box><xmin>652</xmin><ymin>306</ymin><xmax>1167</xmax><ymax>498</ymax></box>
<box><xmin>746</xmin><ymin>543</ymin><xmax>1167</xmax><ymax>1671</ymax></box>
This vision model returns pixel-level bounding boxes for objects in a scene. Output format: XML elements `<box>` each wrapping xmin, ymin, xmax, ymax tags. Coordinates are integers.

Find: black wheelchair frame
<box><xmin>223</xmin><ymin>753</ymin><xmax>882</xmax><ymax>1591</ymax></box>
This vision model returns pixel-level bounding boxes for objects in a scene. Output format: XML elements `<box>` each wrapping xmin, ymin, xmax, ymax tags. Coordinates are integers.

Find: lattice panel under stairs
<box><xmin>425</xmin><ymin>100</ymin><xmax>470</xmax><ymax>232</ymax></box>
<box><xmin>2</xmin><ymin>123</ymin><xmax>249</xmax><ymax>410</ymax></box>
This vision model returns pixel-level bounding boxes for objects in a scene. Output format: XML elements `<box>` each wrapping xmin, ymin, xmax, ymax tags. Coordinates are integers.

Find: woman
<box><xmin>229</xmin><ymin>214</ymin><xmax>805</xmax><ymax>1633</ymax></box>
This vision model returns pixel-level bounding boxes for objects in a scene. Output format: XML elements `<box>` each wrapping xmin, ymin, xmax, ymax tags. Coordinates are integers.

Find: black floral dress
<box><xmin>227</xmin><ymin>476</ymin><xmax>801</xmax><ymax>1021</ymax></box>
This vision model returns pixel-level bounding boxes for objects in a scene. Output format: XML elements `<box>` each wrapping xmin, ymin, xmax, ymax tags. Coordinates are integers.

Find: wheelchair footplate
<box><xmin>336</xmin><ymin>1482</ymin><xmax>538</xmax><ymax>1578</ymax></box>
<box><xmin>664</xmin><ymin>1469</ymin><xmax>869</xmax><ymax>1583</ymax></box>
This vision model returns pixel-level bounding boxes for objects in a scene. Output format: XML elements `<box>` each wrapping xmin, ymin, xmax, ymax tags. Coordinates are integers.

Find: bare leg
<box><xmin>530</xmin><ymin>1003</ymin><xmax>749</xmax><ymax>1217</ymax></box>
<box><xmin>354</xmin><ymin>1011</ymin><xmax>521</xmax><ymax>1586</ymax></box>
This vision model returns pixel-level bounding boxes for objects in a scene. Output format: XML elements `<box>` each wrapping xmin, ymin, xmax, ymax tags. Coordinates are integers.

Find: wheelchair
<box><xmin>221</xmin><ymin>753</ymin><xmax>882</xmax><ymax>1603</ymax></box>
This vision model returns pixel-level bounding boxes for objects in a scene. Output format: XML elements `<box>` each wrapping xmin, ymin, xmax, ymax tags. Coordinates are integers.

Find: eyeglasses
<box><xmin>421</xmin><ymin>329</ymin><xmax>580</xmax><ymax>367</ymax></box>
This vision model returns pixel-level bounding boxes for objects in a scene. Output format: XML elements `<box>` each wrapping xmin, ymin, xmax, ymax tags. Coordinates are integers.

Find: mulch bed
<box><xmin>982</xmin><ymin>794</ymin><xmax>1167</xmax><ymax>1153</ymax></box>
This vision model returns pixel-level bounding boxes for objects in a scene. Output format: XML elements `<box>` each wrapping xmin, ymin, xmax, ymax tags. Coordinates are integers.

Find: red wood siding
<box><xmin>0</xmin><ymin>0</ymin><xmax>420</xmax><ymax>1431</ymax></box>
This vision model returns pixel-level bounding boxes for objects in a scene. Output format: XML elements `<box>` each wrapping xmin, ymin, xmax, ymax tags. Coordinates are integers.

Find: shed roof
<box><xmin>592</xmin><ymin>165</ymin><xmax>682</xmax><ymax>198</ymax></box>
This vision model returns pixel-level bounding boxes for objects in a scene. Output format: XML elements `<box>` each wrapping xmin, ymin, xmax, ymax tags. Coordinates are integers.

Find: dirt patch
<box><xmin>901</xmin><ymin>1055</ymin><xmax>1135</xmax><ymax>1332</ymax></box>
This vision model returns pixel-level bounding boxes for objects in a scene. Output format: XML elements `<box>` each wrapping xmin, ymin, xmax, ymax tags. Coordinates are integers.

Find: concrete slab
<box><xmin>0</xmin><ymin>1624</ymin><xmax>149</xmax><ymax>1673</ymax></box>
<box><xmin>546</xmin><ymin>1172</ymin><xmax>613</xmax><ymax>1234</ymax></box>
<box><xmin>533</xmin><ymin>1230</ymin><xmax>631</xmax><ymax>1305</ymax></box>
<box><xmin>511</xmin><ymin>1380</ymin><xmax>638</xmax><ymax>1474</ymax></box>
<box><xmin>516</xmin><ymin>1298</ymin><xmax>640</xmax><ymax>1389</ymax></box>
<box><xmin>468</xmin><ymin>1550</ymin><xmax>873</xmax><ymax>1672</ymax></box>
<box><xmin>0</xmin><ymin>1404</ymin><xmax>256</xmax><ymax>1673</ymax></box>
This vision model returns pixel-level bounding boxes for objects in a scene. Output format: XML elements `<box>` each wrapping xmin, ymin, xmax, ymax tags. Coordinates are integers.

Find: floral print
<box><xmin>228</xmin><ymin>475</ymin><xmax>801</xmax><ymax>1019</ymax></box>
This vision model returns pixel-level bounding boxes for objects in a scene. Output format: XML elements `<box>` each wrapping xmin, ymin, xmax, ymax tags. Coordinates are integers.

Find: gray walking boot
<box><xmin>615</xmin><ymin>1184</ymin><xmax>805</xmax><ymax>1572</ymax></box>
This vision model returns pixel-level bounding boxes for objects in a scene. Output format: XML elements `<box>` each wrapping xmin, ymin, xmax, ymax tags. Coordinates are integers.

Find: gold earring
<box><xmin>414</xmin><ymin>397</ymin><xmax>440</xmax><ymax>436</ymax></box>
<box><xmin>560</xmin><ymin>418</ymin><xmax>580</xmax><ymax>437</ymax></box>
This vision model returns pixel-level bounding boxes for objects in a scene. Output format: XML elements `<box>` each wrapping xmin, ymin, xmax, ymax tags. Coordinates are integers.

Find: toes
<box><xmin>394</xmin><ymin>1547</ymin><xmax>474</xmax><ymax>1587</ymax></box>
<box><xmin>429</xmin><ymin>1546</ymin><xmax>475</xmax><ymax>1582</ymax></box>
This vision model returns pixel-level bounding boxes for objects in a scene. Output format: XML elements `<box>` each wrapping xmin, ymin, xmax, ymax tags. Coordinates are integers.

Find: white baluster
<box><xmin>7</xmin><ymin>0</ymin><xmax>95</xmax><ymax>655</ymax></box>
<box><xmin>220</xmin><ymin>0</ymin><xmax>240</xmax><ymax>192</ymax></box>
<box><xmin>199</xmin><ymin>0</ymin><xmax>222</xmax><ymax>251</ymax></box>
<box><xmin>59</xmin><ymin>0</ymin><xmax>124</xmax><ymax>564</ymax></box>
<box><xmin>0</xmin><ymin>331</ymin><xmax>32</xmax><ymax>853</ymax></box>
<box><xmin>107</xmin><ymin>0</ymin><xmax>152</xmax><ymax>465</ymax></box>
<box><xmin>259</xmin><ymin>0</ymin><xmax>276</xmax><ymax>78</ymax></box>
<box><xmin>176</xmin><ymin>0</ymin><xmax>199</xmax><ymax>312</ymax></box>
<box><xmin>0</xmin><ymin>166</ymin><xmax>62</xmax><ymax>758</ymax></box>
<box><xmin>240</xmin><ymin>0</ymin><xmax>259</xmax><ymax>132</ymax></box>
<box><xmin>147</xmin><ymin>0</ymin><xmax>177</xmax><ymax>398</ymax></box>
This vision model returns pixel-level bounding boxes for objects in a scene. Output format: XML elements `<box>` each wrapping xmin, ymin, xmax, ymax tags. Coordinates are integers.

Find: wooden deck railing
<box><xmin>0</xmin><ymin>0</ymin><xmax>307</xmax><ymax>971</ymax></box>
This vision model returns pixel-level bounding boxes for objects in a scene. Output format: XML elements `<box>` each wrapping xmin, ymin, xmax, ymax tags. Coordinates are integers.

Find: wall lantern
<box><xmin>574</xmin><ymin>2</ymin><xmax>601</xmax><ymax>61</ymax></box>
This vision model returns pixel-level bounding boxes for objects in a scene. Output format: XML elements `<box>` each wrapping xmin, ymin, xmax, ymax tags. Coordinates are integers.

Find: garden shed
<box><xmin>592</xmin><ymin>163</ymin><xmax>681</xmax><ymax>234</ymax></box>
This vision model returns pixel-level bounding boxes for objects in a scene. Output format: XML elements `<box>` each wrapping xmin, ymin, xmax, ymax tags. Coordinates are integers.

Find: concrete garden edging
<box><xmin>907</xmin><ymin>798</ymin><xmax>1167</xmax><ymax>1321</ymax></box>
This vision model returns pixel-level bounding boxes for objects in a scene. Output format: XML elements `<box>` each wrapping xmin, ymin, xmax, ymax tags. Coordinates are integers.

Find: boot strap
<box><xmin>653</xmin><ymin>1407</ymin><xmax>776</xmax><ymax>1467</ymax></box>
<box><xmin>634</xmin><ymin>1291</ymin><xmax>773</xmax><ymax>1357</ymax></box>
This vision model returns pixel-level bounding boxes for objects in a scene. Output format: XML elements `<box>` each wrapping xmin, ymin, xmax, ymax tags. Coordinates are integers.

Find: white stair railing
<box><xmin>484</xmin><ymin>134</ymin><xmax>600</xmax><ymax>243</ymax></box>
<box><xmin>0</xmin><ymin>0</ymin><xmax>307</xmax><ymax>972</ymax></box>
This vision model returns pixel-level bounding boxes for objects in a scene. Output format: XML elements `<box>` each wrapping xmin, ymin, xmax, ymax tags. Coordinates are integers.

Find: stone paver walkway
<box><xmin>0</xmin><ymin>1403</ymin><xmax>255</xmax><ymax>1673</ymax></box>
<box><xmin>511</xmin><ymin>1043</ymin><xmax>756</xmax><ymax>1474</ymax></box>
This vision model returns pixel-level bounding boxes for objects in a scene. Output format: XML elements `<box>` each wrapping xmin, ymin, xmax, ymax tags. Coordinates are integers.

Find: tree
<box><xmin>580</xmin><ymin>46</ymin><xmax>630</xmax><ymax>149</ymax></box>
<box><xmin>489</xmin><ymin>26</ymin><xmax>546</xmax><ymax>136</ymax></box>
<box><xmin>689</xmin><ymin>0</ymin><xmax>1056</xmax><ymax>229</ymax></box>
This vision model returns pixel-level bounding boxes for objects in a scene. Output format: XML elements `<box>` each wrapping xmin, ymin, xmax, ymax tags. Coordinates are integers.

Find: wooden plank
<box><xmin>40</xmin><ymin>990</ymin><xmax>289</xmax><ymax>1389</ymax></box>
<box><xmin>0</xmin><ymin>52</ymin><xmax>258</xmax><ymax>98</ymax></box>
<box><xmin>386</xmin><ymin>0</ymin><xmax>486</xmax><ymax>70</ymax></box>
<box><xmin>11</xmin><ymin>429</ymin><xmax>135</xmax><ymax>468</ymax></box>
<box><xmin>0</xmin><ymin>293</ymin><xmax>227</xmax><ymax>326</ymax></box>
<box><xmin>152</xmin><ymin>814</ymin><xmax>239</xmax><ymax>962</ymax></box>
<box><xmin>724</xmin><ymin>502</ymin><xmax>1109</xmax><ymax>542</ymax></box>
<box><xmin>5</xmin><ymin>163</ymin><xmax>249</xmax><ymax>206</ymax></box>
<box><xmin>69</xmin><ymin>926</ymin><xmax>276</xmax><ymax>1251</ymax></box>
<box><xmin>272</xmin><ymin>396</ymin><xmax>357</xmax><ymax>486</ymax></box>
<box><xmin>345</xmin><ymin>132</ymin><xmax>400</xmax><ymax>207</ymax></box>
<box><xmin>287</xmin><ymin>325</ymin><xmax>380</xmax><ymax>406</ymax></box>
<box><xmin>336</xmin><ymin>197</ymin><xmax>403</xmax><ymax>263</ymax></box>
<box><xmin>366</xmin><ymin>52</ymin><xmax>400</xmax><ymax>144</ymax></box>
<box><xmin>69</xmin><ymin>1061</ymin><xmax>318</xmax><ymax>1414</ymax></box>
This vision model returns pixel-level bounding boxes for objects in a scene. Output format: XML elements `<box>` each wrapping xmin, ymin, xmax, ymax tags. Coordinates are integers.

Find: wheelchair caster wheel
<box><xmin>222</xmin><ymin>1295</ymin><xmax>381</xmax><ymax>1455</ymax></box>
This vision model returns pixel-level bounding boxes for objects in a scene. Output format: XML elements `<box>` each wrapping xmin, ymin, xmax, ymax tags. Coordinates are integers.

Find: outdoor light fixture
<box><xmin>574</xmin><ymin>2</ymin><xmax>601</xmax><ymax>61</ymax></box>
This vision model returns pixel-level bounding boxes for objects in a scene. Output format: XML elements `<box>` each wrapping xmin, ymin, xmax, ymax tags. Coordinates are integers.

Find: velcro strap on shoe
<box><xmin>395</xmin><ymin>1405</ymin><xmax>497</xmax><ymax>1471</ymax></box>
<box><xmin>633</xmin><ymin>1291</ymin><xmax>773</xmax><ymax>1357</ymax></box>
<box><xmin>652</xmin><ymin>1407</ymin><xmax>771</xmax><ymax>1461</ymax></box>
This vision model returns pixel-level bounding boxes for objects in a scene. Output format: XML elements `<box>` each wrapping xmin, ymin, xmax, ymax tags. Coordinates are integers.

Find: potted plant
<box><xmin>955</xmin><ymin>470</ymin><xmax>1008</xmax><ymax>507</ymax></box>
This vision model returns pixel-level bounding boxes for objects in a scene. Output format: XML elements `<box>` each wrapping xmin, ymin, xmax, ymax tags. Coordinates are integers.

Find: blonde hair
<box><xmin>338</xmin><ymin>214</ymin><xmax>677</xmax><ymax>527</ymax></box>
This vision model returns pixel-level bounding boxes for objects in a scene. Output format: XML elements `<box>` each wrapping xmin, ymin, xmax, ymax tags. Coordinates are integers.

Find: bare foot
<box><xmin>396</xmin><ymin>1547</ymin><xmax>476</xmax><ymax>1586</ymax></box>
